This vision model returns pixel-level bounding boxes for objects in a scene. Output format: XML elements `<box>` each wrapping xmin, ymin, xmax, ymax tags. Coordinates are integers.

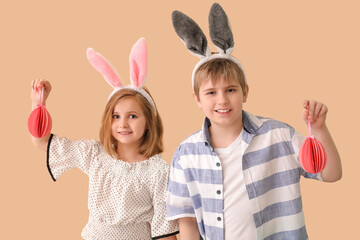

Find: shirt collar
<box><xmin>200</xmin><ymin>110</ymin><xmax>263</xmax><ymax>147</ymax></box>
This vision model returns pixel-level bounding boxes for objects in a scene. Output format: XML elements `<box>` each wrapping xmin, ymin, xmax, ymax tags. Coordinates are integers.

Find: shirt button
<box><xmin>217</xmin><ymin>217</ymin><xmax>222</xmax><ymax>221</ymax></box>
<box><xmin>216</xmin><ymin>162</ymin><xmax>221</xmax><ymax>167</ymax></box>
<box><xmin>216</xmin><ymin>190</ymin><xmax>221</xmax><ymax>194</ymax></box>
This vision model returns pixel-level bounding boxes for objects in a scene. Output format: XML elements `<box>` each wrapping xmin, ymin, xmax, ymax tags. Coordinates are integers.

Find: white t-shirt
<box><xmin>214</xmin><ymin>130</ymin><xmax>256</xmax><ymax>239</ymax></box>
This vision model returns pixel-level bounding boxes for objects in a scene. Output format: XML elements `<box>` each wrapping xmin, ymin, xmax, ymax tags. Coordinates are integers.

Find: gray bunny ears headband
<box><xmin>172</xmin><ymin>3</ymin><xmax>246</xmax><ymax>89</ymax></box>
<box><xmin>87</xmin><ymin>38</ymin><xmax>157</xmax><ymax>115</ymax></box>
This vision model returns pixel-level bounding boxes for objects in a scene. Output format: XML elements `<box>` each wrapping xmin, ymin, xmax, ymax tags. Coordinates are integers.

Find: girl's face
<box><xmin>111</xmin><ymin>97</ymin><xmax>146</xmax><ymax>148</ymax></box>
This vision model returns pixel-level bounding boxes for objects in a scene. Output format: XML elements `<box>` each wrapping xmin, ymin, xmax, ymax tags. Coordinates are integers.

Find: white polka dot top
<box><xmin>47</xmin><ymin>134</ymin><xmax>179</xmax><ymax>240</ymax></box>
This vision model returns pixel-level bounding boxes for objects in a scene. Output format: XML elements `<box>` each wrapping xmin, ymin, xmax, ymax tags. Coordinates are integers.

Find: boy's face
<box><xmin>194</xmin><ymin>77</ymin><xmax>248</xmax><ymax>130</ymax></box>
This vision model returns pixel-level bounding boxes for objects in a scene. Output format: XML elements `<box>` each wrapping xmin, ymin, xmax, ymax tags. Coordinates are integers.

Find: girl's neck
<box><xmin>115</xmin><ymin>142</ymin><xmax>147</xmax><ymax>163</ymax></box>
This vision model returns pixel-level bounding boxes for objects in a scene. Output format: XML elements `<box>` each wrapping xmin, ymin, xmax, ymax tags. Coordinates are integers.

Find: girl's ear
<box><xmin>129</xmin><ymin>37</ymin><xmax>148</xmax><ymax>88</ymax></box>
<box><xmin>208</xmin><ymin>3</ymin><xmax>234</xmax><ymax>55</ymax></box>
<box><xmin>172</xmin><ymin>10</ymin><xmax>210</xmax><ymax>58</ymax></box>
<box><xmin>87</xmin><ymin>48</ymin><xmax>122</xmax><ymax>88</ymax></box>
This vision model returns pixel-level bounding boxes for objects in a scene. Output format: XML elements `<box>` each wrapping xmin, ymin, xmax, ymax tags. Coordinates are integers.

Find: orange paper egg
<box><xmin>28</xmin><ymin>105</ymin><xmax>52</xmax><ymax>138</ymax></box>
<box><xmin>299</xmin><ymin>136</ymin><xmax>327</xmax><ymax>174</ymax></box>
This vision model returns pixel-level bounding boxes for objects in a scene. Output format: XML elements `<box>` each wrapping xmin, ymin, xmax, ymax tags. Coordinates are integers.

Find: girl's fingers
<box><xmin>35</xmin><ymin>79</ymin><xmax>41</xmax><ymax>90</ymax></box>
<box><xmin>33</xmin><ymin>79</ymin><xmax>49</xmax><ymax>91</ymax></box>
<box><xmin>31</xmin><ymin>80</ymin><xmax>36</xmax><ymax>90</ymax></box>
<box><xmin>303</xmin><ymin>100</ymin><xmax>309</xmax><ymax>108</ymax></box>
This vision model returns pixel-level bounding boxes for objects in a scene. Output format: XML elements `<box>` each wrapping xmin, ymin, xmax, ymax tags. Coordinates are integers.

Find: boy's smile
<box><xmin>195</xmin><ymin>77</ymin><xmax>248</xmax><ymax>131</ymax></box>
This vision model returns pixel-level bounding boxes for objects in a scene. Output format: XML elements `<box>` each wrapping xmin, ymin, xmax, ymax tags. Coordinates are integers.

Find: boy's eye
<box><xmin>227</xmin><ymin>88</ymin><xmax>236</xmax><ymax>93</ymax></box>
<box><xmin>129</xmin><ymin>114</ymin><xmax>137</xmax><ymax>119</ymax></box>
<box><xmin>113</xmin><ymin>115</ymin><xmax>120</xmax><ymax>119</ymax></box>
<box><xmin>206</xmin><ymin>91</ymin><xmax>215</xmax><ymax>95</ymax></box>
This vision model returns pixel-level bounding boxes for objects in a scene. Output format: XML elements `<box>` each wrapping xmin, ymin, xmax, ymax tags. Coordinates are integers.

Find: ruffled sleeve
<box><xmin>47</xmin><ymin>134</ymin><xmax>99</xmax><ymax>181</ymax></box>
<box><xmin>150</xmin><ymin>158</ymin><xmax>179</xmax><ymax>239</ymax></box>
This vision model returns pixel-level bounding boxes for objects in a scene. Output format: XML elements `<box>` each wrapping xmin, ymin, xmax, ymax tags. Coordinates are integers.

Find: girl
<box><xmin>30</xmin><ymin>38</ymin><xmax>179</xmax><ymax>240</ymax></box>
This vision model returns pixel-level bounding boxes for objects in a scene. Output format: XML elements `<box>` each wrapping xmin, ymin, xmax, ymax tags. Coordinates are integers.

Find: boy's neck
<box><xmin>209</xmin><ymin>120</ymin><xmax>243</xmax><ymax>149</ymax></box>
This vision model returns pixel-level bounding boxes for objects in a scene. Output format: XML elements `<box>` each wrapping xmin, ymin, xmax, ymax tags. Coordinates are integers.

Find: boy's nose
<box><xmin>218</xmin><ymin>92</ymin><xmax>229</xmax><ymax>104</ymax></box>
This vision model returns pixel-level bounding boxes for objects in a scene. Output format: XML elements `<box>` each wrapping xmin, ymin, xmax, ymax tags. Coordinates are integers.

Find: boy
<box><xmin>166</xmin><ymin>3</ymin><xmax>342</xmax><ymax>240</ymax></box>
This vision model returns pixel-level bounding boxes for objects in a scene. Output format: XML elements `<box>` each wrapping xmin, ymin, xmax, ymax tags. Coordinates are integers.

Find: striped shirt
<box><xmin>166</xmin><ymin>111</ymin><xmax>321</xmax><ymax>240</ymax></box>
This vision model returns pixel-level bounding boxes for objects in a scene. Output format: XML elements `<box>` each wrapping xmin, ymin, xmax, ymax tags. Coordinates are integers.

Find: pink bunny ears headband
<box><xmin>172</xmin><ymin>3</ymin><xmax>246</xmax><ymax>90</ymax></box>
<box><xmin>87</xmin><ymin>37</ymin><xmax>157</xmax><ymax>115</ymax></box>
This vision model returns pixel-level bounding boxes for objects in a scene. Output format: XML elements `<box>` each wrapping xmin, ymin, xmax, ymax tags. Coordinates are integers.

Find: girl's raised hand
<box><xmin>31</xmin><ymin>79</ymin><xmax>52</xmax><ymax>109</ymax></box>
<box><xmin>302</xmin><ymin>100</ymin><xmax>328</xmax><ymax>130</ymax></box>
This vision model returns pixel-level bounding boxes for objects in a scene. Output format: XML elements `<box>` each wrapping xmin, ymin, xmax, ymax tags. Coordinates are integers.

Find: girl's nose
<box><xmin>119</xmin><ymin>118</ymin><xmax>129</xmax><ymax>127</ymax></box>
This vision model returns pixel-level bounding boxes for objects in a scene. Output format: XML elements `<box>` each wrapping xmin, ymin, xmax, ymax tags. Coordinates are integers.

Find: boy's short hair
<box><xmin>99</xmin><ymin>87</ymin><xmax>163</xmax><ymax>158</ymax></box>
<box><xmin>193</xmin><ymin>58</ymin><xmax>246</xmax><ymax>98</ymax></box>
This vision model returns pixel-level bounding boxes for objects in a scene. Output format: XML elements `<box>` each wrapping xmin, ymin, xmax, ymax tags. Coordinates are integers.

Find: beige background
<box><xmin>1</xmin><ymin>0</ymin><xmax>359</xmax><ymax>239</ymax></box>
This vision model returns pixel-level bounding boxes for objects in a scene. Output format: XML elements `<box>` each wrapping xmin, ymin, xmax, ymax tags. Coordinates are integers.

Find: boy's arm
<box><xmin>167</xmin><ymin>148</ymin><xmax>200</xmax><ymax>240</ymax></box>
<box><xmin>179</xmin><ymin>217</ymin><xmax>200</xmax><ymax>240</ymax></box>
<box><xmin>303</xmin><ymin>100</ymin><xmax>342</xmax><ymax>182</ymax></box>
<box><xmin>30</xmin><ymin>79</ymin><xmax>52</xmax><ymax>151</ymax></box>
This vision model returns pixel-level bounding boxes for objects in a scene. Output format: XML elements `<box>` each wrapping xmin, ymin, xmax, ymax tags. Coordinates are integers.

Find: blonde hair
<box><xmin>99</xmin><ymin>87</ymin><xmax>163</xmax><ymax>158</ymax></box>
<box><xmin>194</xmin><ymin>58</ymin><xmax>246</xmax><ymax>98</ymax></box>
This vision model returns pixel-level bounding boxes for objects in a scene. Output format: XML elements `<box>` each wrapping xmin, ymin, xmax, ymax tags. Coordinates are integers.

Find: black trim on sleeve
<box><xmin>46</xmin><ymin>134</ymin><xmax>56</xmax><ymax>182</ymax></box>
<box><xmin>152</xmin><ymin>231</ymin><xmax>179</xmax><ymax>239</ymax></box>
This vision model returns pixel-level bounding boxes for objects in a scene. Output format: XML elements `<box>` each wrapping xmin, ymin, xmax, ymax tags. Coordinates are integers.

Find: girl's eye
<box><xmin>206</xmin><ymin>91</ymin><xmax>215</xmax><ymax>95</ymax></box>
<box><xmin>112</xmin><ymin>115</ymin><xmax>120</xmax><ymax>119</ymax></box>
<box><xmin>129</xmin><ymin>115</ymin><xmax>137</xmax><ymax>119</ymax></box>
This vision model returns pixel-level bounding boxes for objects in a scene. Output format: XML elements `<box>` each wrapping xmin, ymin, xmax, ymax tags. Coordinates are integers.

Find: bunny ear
<box><xmin>129</xmin><ymin>38</ymin><xmax>147</xmax><ymax>88</ymax></box>
<box><xmin>209</xmin><ymin>3</ymin><xmax>234</xmax><ymax>54</ymax></box>
<box><xmin>172</xmin><ymin>10</ymin><xmax>209</xmax><ymax>58</ymax></box>
<box><xmin>87</xmin><ymin>48</ymin><xmax>122</xmax><ymax>88</ymax></box>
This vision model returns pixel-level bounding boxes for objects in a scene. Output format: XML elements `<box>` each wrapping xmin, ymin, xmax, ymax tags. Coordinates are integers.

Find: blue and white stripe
<box><xmin>166</xmin><ymin>111</ymin><xmax>321</xmax><ymax>240</ymax></box>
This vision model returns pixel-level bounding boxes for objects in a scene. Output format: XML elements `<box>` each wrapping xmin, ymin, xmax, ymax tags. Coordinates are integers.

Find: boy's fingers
<box><xmin>313</xmin><ymin>102</ymin><xmax>323</xmax><ymax>120</ymax></box>
<box><xmin>319</xmin><ymin>104</ymin><xmax>328</xmax><ymax>117</ymax></box>
<box><xmin>308</xmin><ymin>100</ymin><xmax>316</xmax><ymax>121</ymax></box>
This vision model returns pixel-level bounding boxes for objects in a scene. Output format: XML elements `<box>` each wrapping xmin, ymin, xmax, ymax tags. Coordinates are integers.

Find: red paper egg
<box><xmin>299</xmin><ymin>136</ymin><xmax>327</xmax><ymax>174</ymax></box>
<box><xmin>28</xmin><ymin>105</ymin><xmax>52</xmax><ymax>138</ymax></box>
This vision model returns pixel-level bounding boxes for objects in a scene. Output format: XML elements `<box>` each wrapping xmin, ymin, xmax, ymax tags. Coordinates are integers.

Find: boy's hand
<box><xmin>31</xmin><ymin>79</ymin><xmax>52</xmax><ymax>109</ymax></box>
<box><xmin>302</xmin><ymin>100</ymin><xmax>342</xmax><ymax>182</ymax></box>
<box><xmin>302</xmin><ymin>100</ymin><xmax>328</xmax><ymax>130</ymax></box>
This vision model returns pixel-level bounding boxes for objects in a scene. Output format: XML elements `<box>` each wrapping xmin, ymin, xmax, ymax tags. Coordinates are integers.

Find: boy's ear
<box><xmin>243</xmin><ymin>84</ymin><xmax>249</xmax><ymax>103</ymax></box>
<box><xmin>193</xmin><ymin>92</ymin><xmax>202</xmax><ymax>108</ymax></box>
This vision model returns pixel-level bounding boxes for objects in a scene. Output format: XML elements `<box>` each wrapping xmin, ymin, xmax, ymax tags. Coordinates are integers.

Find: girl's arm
<box><xmin>178</xmin><ymin>217</ymin><xmax>200</xmax><ymax>240</ymax></box>
<box><xmin>160</xmin><ymin>235</ymin><xmax>178</xmax><ymax>240</ymax></box>
<box><xmin>303</xmin><ymin>100</ymin><xmax>342</xmax><ymax>182</ymax></box>
<box><xmin>30</xmin><ymin>79</ymin><xmax>52</xmax><ymax>152</ymax></box>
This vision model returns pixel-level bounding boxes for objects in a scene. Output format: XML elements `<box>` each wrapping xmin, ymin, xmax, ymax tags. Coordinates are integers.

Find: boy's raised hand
<box><xmin>302</xmin><ymin>99</ymin><xmax>342</xmax><ymax>182</ymax></box>
<box><xmin>31</xmin><ymin>79</ymin><xmax>52</xmax><ymax>109</ymax></box>
<box><xmin>302</xmin><ymin>100</ymin><xmax>328</xmax><ymax>130</ymax></box>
